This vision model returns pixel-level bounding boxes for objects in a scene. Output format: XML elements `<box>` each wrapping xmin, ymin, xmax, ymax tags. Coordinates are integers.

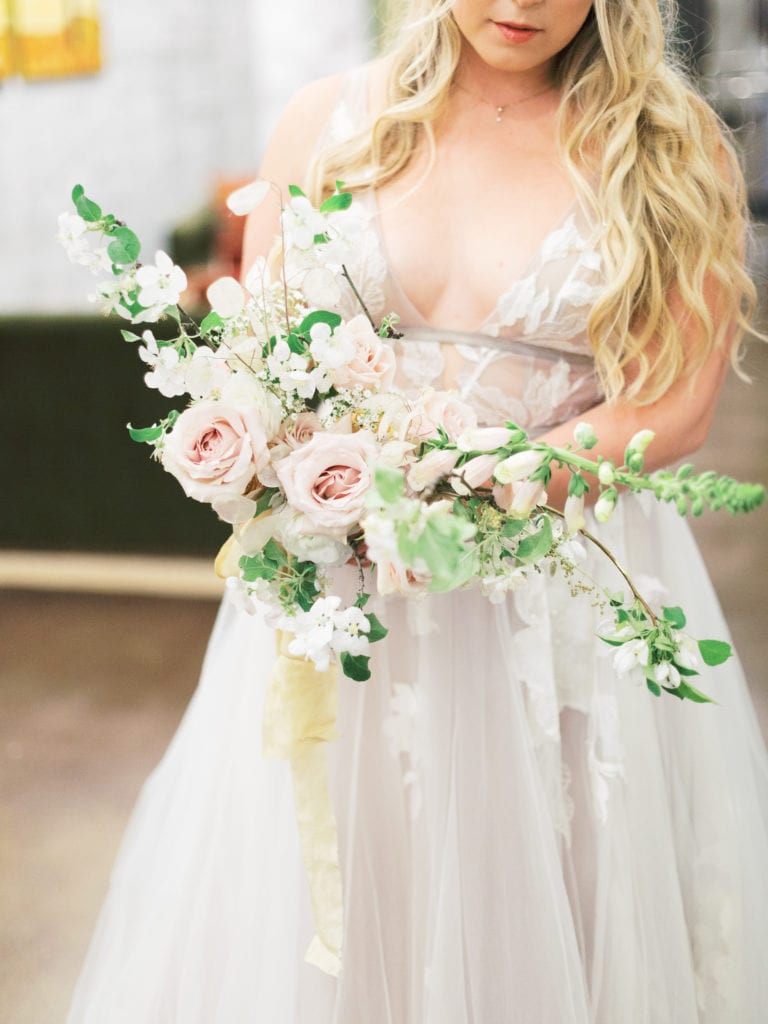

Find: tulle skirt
<box><xmin>67</xmin><ymin>495</ymin><xmax>768</xmax><ymax>1023</ymax></box>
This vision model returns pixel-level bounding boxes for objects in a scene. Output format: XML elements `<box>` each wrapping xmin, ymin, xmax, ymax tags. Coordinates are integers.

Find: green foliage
<box><xmin>72</xmin><ymin>183</ymin><xmax>102</xmax><ymax>223</ymax></box>
<box><xmin>365</xmin><ymin>612</ymin><xmax>388</xmax><ymax>644</ymax></box>
<box><xmin>516</xmin><ymin>516</ymin><xmax>554</xmax><ymax>564</ymax></box>
<box><xmin>299</xmin><ymin>310</ymin><xmax>342</xmax><ymax>334</ymax></box>
<box><xmin>127</xmin><ymin>422</ymin><xmax>163</xmax><ymax>444</ymax></box>
<box><xmin>698</xmin><ymin>639</ymin><xmax>732</xmax><ymax>667</ymax></box>
<box><xmin>320</xmin><ymin>192</ymin><xmax>353</xmax><ymax>213</ymax></box>
<box><xmin>107</xmin><ymin>226</ymin><xmax>141</xmax><ymax>265</ymax></box>
<box><xmin>253</xmin><ymin>488</ymin><xmax>279</xmax><ymax>518</ymax></box>
<box><xmin>372</xmin><ymin>466</ymin><xmax>405</xmax><ymax>505</ymax></box>
<box><xmin>662</xmin><ymin>606</ymin><xmax>686</xmax><ymax>630</ymax></box>
<box><xmin>341</xmin><ymin>652</ymin><xmax>371</xmax><ymax>682</ymax></box>
<box><xmin>288</xmin><ymin>184</ymin><xmax>306</xmax><ymax>198</ymax></box>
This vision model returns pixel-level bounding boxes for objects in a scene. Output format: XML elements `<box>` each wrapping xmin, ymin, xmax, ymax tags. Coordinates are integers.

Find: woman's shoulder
<box><xmin>258</xmin><ymin>58</ymin><xmax>390</xmax><ymax>189</ymax></box>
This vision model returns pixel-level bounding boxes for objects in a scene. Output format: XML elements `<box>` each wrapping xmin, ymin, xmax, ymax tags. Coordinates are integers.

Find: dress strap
<box><xmin>312</xmin><ymin>63</ymin><xmax>371</xmax><ymax>156</ymax></box>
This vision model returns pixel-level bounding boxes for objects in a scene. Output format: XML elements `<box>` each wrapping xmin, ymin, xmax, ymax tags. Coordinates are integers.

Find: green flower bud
<box><xmin>573</xmin><ymin>421</ymin><xmax>598</xmax><ymax>450</ymax></box>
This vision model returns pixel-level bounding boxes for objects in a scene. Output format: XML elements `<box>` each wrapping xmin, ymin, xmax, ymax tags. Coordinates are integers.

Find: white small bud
<box><xmin>598</xmin><ymin>461</ymin><xmax>615</xmax><ymax>486</ymax></box>
<box><xmin>594</xmin><ymin>489</ymin><xmax>618</xmax><ymax>523</ymax></box>
<box><xmin>627</xmin><ymin>429</ymin><xmax>655</xmax><ymax>454</ymax></box>
<box><xmin>563</xmin><ymin>494</ymin><xmax>586</xmax><ymax>534</ymax></box>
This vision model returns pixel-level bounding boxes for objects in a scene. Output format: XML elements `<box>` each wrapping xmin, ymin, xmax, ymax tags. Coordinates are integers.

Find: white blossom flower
<box><xmin>362</xmin><ymin>512</ymin><xmax>402</xmax><ymax>567</ymax></box>
<box><xmin>266</xmin><ymin>338</ymin><xmax>319</xmax><ymax>400</ymax></box>
<box><xmin>138</xmin><ymin>331</ymin><xmax>188</xmax><ymax>397</ymax></box>
<box><xmin>653</xmin><ymin>660</ymin><xmax>681</xmax><ymax>688</ymax></box>
<box><xmin>135</xmin><ymin>251</ymin><xmax>187</xmax><ymax>320</ymax></box>
<box><xmin>184</xmin><ymin>345</ymin><xmax>231</xmax><ymax>401</ymax></box>
<box><xmin>613</xmin><ymin>638</ymin><xmax>650</xmax><ymax>679</ymax></box>
<box><xmin>308</xmin><ymin>320</ymin><xmax>353</xmax><ymax>370</ymax></box>
<box><xmin>285</xmin><ymin>596</ymin><xmax>340</xmax><ymax>670</ymax></box>
<box><xmin>407</xmin><ymin>448</ymin><xmax>460</xmax><ymax>492</ymax></box>
<box><xmin>456</xmin><ymin>426</ymin><xmax>517</xmax><ymax>453</ymax></box>
<box><xmin>564</xmin><ymin>494</ymin><xmax>586</xmax><ymax>534</ymax></box>
<box><xmin>674</xmin><ymin>632</ymin><xmax>700</xmax><ymax>671</ymax></box>
<box><xmin>329</xmin><ymin>606</ymin><xmax>371</xmax><ymax>656</ymax></box>
<box><xmin>225</xmin><ymin>576</ymin><xmax>259</xmax><ymax>615</ymax></box>
<box><xmin>493</xmin><ymin>449</ymin><xmax>544</xmax><ymax>485</ymax></box>
<box><xmin>282</xmin><ymin>196</ymin><xmax>328</xmax><ymax>251</ymax></box>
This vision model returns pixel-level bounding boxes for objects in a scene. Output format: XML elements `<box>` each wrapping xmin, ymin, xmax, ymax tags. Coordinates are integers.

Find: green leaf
<box><xmin>646</xmin><ymin>679</ymin><xmax>662</xmax><ymax>697</ymax></box>
<box><xmin>263</xmin><ymin>537</ymin><xmax>287</xmax><ymax>567</ymax></box>
<box><xmin>200</xmin><ymin>311</ymin><xmax>223</xmax><ymax>334</ymax></box>
<box><xmin>516</xmin><ymin>516</ymin><xmax>554</xmax><ymax>564</ymax></box>
<box><xmin>107</xmin><ymin>226</ymin><xmax>141</xmax><ymax>265</ymax></box>
<box><xmin>698</xmin><ymin>639</ymin><xmax>732</xmax><ymax>667</ymax></box>
<box><xmin>71</xmin><ymin>184</ymin><xmax>85</xmax><ymax>203</ymax></box>
<box><xmin>419</xmin><ymin>516</ymin><xmax>477</xmax><ymax>592</ymax></box>
<box><xmin>669</xmin><ymin>681</ymin><xmax>715</xmax><ymax>704</ymax></box>
<box><xmin>599</xmin><ymin>636</ymin><xmax>626</xmax><ymax>648</ymax></box>
<box><xmin>567</xmin><ymin>472</ymin><xmax>590</xmax><ymax>498</ymax></box>
<box><xmin>127</xmin><ymin>422</ymin><xmax>163</xmax><ymax>444</ymax></box>
<box><xmin>320</xmin><ymin>192</ymin><xmax>353</xmax><ymax>213</ymax></box>
<box><xmin>288</xmin><ymin>184</ymin><xmax>306</xmax><ymax>198</ymax></box>
<box><xmin>355</xmin><ymin>591</ymin><xmax>371</xmax><ymax>609</ymax></box>
<box><xmin>341</xmin><ymin>652</ymin><xmax>371</xmax><ymax>682</ymax></box>
<box><xmin>120</xmin><ymin>330</ymin><xmax>142</xmax><ymax>342</ymax></box>
<box><xmin>662</xmin><ymin>606</ymin><xmax>687</xmax><ymax>629</ymax></box>
<box><xmin>253</xmin><ymin>488</ymin><xmax>279</xmax><ymax>518</ymax></box>
<box><xmin>239</xmin><ymin>553</ymin><xmax>277</xmax><ymax>583</ymax></box>
<box><xmin>74</xmin><ymin>192</ymin><xmax>102</xmax><ymax>222</ymax></box>
<box><xmin>502</xmin><ymin>518</ymin><xmax>526</xmax><ymax>539</ymax></box>
<box><xmin>372</xmin><ymin>466</ymin><xmax>405</xmax><ymax>505</ymax></box>
<box><xmin>286</xmin><ymin>333</ymin><xmax>306</xmax><ymax>355</ymax></box>
<box><xmin>299</xmin><ymin>310</ymin><xmax>342</xmax><ymax>334</ymax></box>
<box><xmin>365</xmin><ymin>612</ymin><xmax>388</xmax><ymax>644</ymax></box>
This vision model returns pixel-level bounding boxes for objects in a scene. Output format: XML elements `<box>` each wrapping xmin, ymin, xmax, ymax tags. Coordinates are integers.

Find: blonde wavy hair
<box><xmin>307</xmin><ymin>0</ymin><xmax>758</xmax><ymax>405</ymax></box>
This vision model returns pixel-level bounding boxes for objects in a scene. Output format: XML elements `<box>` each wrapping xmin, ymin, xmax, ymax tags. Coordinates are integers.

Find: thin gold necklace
<box><xmin>454</xmin><ymin>80</ymin><xmax>557</xmax><ymax>123</ymax></box>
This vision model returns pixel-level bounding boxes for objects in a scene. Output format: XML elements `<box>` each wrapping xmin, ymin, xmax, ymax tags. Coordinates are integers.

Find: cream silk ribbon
<box><xmin>216</xmin><ymin>534</ymin><xmax>344</xmax><ymax>976</ymax></box>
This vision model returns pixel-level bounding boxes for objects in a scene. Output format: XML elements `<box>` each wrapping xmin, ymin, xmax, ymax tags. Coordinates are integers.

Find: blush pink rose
<box><xmin>161</xmin><ymin>400</ymin><xmax>269</xmax><ymax>504</ymax></box>
<box><xmin>333</xmin><ymin>315</ymin><xmax>396</xmax><ymax>392</ymax></box>
<box><xmin>407</xmin><ymin>388</ymin><xmax>478</xmax><ymax>443</ymax></box>
<box><xmin>275</xmin><ymin>430</ymin><xmax>378</xmax><ymax>532</ymax></box>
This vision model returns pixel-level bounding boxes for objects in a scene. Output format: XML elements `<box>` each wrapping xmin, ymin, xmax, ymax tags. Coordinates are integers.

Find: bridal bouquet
<box><xmin>59</xmin><ymin>180</ymin><xmax>765</xmax><ymax>974</ymax></box>
<box><xmin>58</xmin><ymin>182</ymin><xmax>764</xmax><ymax>703</ymax></box>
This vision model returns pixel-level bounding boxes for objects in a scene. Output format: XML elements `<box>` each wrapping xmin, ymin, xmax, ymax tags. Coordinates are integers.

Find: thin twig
<box><xmin>542</xmin><ymin>505</ymin><xmax>658</xmax><ymax>624</ymax></box>
<box><xmin>341</xmin><ymin>264</ymin><xmax>377</xmax><ymax>330</ymax></box>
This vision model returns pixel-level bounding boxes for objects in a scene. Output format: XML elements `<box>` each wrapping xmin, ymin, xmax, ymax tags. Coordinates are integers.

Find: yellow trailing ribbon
<box><xmin>216</xmin><ymin>534</ymin><xmax>344</xmax><ymax>976</ymax></box>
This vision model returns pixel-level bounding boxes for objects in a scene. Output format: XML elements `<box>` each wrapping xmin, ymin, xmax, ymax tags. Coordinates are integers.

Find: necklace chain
<box><xmin>454</xmin><ymin>80</ymin><xmax>557</xmax><ymax>123</ymax></box>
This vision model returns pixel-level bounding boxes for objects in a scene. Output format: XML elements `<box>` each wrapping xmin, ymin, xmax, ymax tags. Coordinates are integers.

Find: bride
<box><xmin>68</xmin><ymin>1</ymin><xmax>768</xmax><ymax>1021</ymax></box>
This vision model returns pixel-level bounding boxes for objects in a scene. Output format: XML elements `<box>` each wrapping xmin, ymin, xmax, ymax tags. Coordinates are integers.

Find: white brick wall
<box><xmin>0</xmin><ymin>0</ymin><xmax>371</xmax><ymax>312</ymax></box>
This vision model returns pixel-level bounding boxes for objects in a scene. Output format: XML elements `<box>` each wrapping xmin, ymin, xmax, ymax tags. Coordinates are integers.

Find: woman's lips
<box><xmin>493</xmin><ymin>21</ymin><xmax>541</xmax><ymax>44</ymax></box>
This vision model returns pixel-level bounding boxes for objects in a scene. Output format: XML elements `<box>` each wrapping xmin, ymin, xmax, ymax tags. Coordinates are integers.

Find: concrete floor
<box><xmin>2</xmin><ymin>346</ymin><xmax>768</xmax><ymax>1024</ymax></box>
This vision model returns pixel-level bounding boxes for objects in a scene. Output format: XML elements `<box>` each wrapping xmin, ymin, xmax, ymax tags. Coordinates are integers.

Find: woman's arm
<box><xmin>541</xmin><ymin>280</ymin><xmax>733</xmax><ymax>509</ymax></box>
<box><xmin>239</xmin><ymin>73</ymin><xmax>344</xmax><ymax>279</ymax></box>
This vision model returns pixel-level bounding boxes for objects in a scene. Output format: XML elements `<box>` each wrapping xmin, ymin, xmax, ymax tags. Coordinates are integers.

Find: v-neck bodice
<box><xmin>316</xmin><ymin>65</ymin><xmax>607</xmax><ymax>432</ymax></box>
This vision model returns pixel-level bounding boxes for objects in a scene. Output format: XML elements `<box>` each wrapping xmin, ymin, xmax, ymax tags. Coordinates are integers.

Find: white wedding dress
<box><xmin>68</xmin><ymin>71</ymin><xmax>768</xmax><ymax>1023</ymax></box>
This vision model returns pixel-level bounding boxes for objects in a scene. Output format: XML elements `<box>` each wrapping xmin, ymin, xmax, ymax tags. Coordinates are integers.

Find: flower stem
<box><xmin>341</xmin><ymin>264</ymin><xmax>377</xmax><ymax>331</ymax></box>
<box><xmin>542</xmin><ymin>505</ymin><xmax>658</xmax><ymax>625</ymax></box>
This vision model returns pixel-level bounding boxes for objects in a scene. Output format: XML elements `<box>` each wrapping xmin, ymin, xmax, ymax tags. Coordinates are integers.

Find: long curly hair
<box><xmin>306</xmin><ymin>0</ymin><xmax>758</xmax><ymax>404</ymax></box>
